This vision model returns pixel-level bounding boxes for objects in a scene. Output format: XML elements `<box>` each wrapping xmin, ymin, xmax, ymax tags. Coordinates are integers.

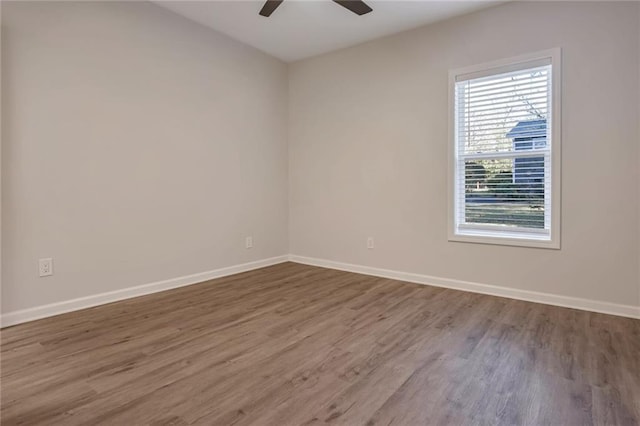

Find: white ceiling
<box><xmin>154</xmin><ymin>1</ymin><xmax>501</xmax><ymax>62</ymax></box>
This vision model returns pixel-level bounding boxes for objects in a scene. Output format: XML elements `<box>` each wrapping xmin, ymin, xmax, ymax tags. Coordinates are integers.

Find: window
<box><xmin>449</xmin><ymin>49</ymin><xmax>561</xmax><ymax>249</ymax></box>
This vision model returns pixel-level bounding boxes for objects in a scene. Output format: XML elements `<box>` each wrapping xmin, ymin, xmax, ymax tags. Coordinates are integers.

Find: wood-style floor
<box><xmin>1</xmin><ymin>262</ymin><xmax>639</xmax><ymax>425</ymax></box>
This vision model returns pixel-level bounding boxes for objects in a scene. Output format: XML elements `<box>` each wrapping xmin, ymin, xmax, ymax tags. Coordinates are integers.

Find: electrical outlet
<box><xmin>39</xmin><ymin>258</ymin><xmax>53</xmax><ymax>277</ymax></box>
<box><xmin>245</xmin><ymin>236</ymin><xmax>253</xmax><ymax>249</ymax></box>
<box><xmin>367</xmin><ymin>237</ymin><xmax>374</xmax><ymax>249</ymax></box>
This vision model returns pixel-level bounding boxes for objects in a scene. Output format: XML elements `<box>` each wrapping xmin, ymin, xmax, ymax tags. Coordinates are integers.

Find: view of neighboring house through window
<box><xmin>449</xmin><ymin>50</ymin><xmax>561</xmax><ymax>248</ymax></box>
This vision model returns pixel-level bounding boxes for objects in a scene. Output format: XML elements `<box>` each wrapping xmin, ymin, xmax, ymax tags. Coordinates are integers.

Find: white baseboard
<box><xmin>288</xmin><ymin>255</ymin><xmax>640</xmax><ymax>320</ymax></box>
<box><xmin>3</xmin><ymin>254</ymin><xmax>638</xmax><ymax>327</ymax></box>
<box><xmin>0</xmin><ymin>255</ymin><xmax>289</xmax><ymax>328</ymax></box>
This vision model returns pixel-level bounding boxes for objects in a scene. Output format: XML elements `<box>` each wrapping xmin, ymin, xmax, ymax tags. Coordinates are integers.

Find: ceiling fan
<box><xmin>259</xmin><ymin>0</ymin><xmax>373</xmax><ymax>17</ymax></box>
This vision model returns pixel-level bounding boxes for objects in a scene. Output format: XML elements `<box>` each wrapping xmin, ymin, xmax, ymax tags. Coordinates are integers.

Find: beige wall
<box><xmin>2</xmin><ymin>1</ymin><xmax>639</xmax><ymax>317</ymax></box>
<box><xmin>289</xmin><ymin>1</ymin><xmax>640</xmax><ymax>307</ymax></box>
<box><xmin>1</xmin><ymin>1</ymin><xmax>288</xmax><ymax>313</ymax></box>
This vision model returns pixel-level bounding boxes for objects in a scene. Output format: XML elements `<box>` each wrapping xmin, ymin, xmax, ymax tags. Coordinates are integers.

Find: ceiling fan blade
<box><xmin>259</xmin><ymin>0</ymin><xmax>284</xmax><ymax>17</ymax></box>
<box><xmin>332</xmin><ymin>0</ymin><xmax>372</xmax><ymax>16</ymax></box>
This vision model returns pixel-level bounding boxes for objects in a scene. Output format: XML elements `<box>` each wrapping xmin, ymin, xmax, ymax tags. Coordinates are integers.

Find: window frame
<box><xmin>448</xmin><ymin>48</ymin><xmax>562</xmax><ymax>249</ymax></box>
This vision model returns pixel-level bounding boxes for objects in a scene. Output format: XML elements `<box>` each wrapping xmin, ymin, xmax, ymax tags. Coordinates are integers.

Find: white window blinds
<box><xmin>451</xmin><ymin>53</ymin><xmax>560</xmax><ymax>247</ymax></box>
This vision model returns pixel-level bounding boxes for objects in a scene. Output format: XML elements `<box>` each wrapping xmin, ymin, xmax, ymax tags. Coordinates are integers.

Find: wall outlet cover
<box><xmin>39</xmin><ymin>258</ymin><xmax>53</xmax><ymax>277</ymax></box>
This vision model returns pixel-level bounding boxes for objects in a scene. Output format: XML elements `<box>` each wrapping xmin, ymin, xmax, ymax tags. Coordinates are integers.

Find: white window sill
<box><xmin>449</xmin><ymin>228</ymin><xmax>560</xmax><ymax>249</ymax></box>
